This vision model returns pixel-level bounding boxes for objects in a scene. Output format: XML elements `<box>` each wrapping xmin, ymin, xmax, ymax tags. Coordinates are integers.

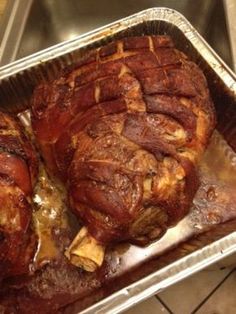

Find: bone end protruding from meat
<box><xmin>31</xmin><ymin>35</ymin><xmax>216</xmax><ymax>273</ymax></box>
<box><xmin>65</xmin><ymin>227</ymin><xmax>105</xmax><ymax>272</ymax></box>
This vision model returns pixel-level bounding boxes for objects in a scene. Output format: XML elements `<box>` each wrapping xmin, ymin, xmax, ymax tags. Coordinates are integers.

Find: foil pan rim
<box><xmin>0</xmin><ymin>7</ymin><xmax>236</xmax><ymax>92</ymax></box>
<box><xmin>81</xmin><ymin>233</ymin><xmax>236</xmax><ymax>314</ymax></box>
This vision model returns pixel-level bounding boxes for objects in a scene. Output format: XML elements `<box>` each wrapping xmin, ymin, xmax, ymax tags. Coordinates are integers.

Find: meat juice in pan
<box><xmin>0</xmin><ymin>25</ymin><xmax>236</xmax><ymax>313</ymax></box>
<box><xmin>1</xmin><ymin>58</ymin><xmax>236</xmax><ymax>314</ymax></box>
<box><xmin>2</xmin><ymin>116</ymin><xmax>235</xmax><ymax>313</ymax></box>
<box><xmin>26</xmin><ymin>128</ymin><xmax>236</xmax><ymax>272</ymax></box>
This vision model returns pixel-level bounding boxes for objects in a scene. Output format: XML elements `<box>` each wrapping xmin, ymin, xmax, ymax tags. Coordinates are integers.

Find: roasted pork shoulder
<box><xmin>0</xmin><ymin>112</ymin><xmax>38</xmax><ymax>280</ymax></box>
<box><xmin>31</xmin><ymin>35</ymin><xmax>216</xmax><ymax>271</ymax></box>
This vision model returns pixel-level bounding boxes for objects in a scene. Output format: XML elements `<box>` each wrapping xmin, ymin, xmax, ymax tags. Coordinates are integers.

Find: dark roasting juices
<box><xmin>1</xmin><ymin>129</ymin><xmax>236</xmax><ymax>313</ymax></box>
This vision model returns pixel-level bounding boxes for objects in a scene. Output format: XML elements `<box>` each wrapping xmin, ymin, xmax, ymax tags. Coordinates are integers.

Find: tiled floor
<box><xmin>124</xmin><ymin>254</ymin><xmax>236</xmax><ymax>314</ymax></box>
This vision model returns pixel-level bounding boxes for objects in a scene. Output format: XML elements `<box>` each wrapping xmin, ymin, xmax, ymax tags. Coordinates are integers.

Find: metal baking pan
<box><xmin>0</xmin><ymin>8</ymin><xmax>236</xmax><ymax>314</ymax></box>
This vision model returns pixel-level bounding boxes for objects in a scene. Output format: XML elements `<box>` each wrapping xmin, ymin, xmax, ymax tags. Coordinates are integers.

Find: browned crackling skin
<box><xmin>0</xmin><ymin>112</ymin><xmax>38</xmax><ymax>280</ymax></box>
<box><xmin>31</xmin><ymin>35</ymin><xmax>216</xmax><ymax>246</ymax></box>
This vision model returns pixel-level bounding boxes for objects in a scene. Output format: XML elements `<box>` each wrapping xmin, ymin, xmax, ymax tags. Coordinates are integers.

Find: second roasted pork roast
<box><xmin>0</xmin><ymin>112</ymin><xmax>38</xmax><ymax>280</ymax></box>
<box><xmin>31</xmin><ymin>35</ymin><xmax>216</xmax><ymax>270</ymax></box>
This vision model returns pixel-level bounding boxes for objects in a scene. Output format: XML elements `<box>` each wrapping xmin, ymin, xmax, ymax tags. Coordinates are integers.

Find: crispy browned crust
<box><xmin>0</xmin><ymin>112</ymin><xmax>38</xmax><ymax>279</ymax></box>
<box><xmin>31</xmin><ymin>35</ymin><xmax>216</xmax><ymax>245</ymax></box>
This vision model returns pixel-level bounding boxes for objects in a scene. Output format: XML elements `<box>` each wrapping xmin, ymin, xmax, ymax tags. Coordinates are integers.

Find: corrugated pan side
<box><xmin>0</xmin><ymin>8</ymin><xmax>236</xmax><ymax>314</ymax></box>
<box><xmin>0</xmin><ymin>8</ymin><xmax>236</xmax><ymax>110</ymax></box>
<box><xmin>78</xmin><ymin>232</ymin><xmax>236</xmax><ymax>314</ymax></box>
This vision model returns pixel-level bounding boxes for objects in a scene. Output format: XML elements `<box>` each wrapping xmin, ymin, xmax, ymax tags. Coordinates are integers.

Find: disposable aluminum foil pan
<box><xmin>0</xmin><ymin>8</ymin><xmax>236</xmax><ymax>314</ymax></box>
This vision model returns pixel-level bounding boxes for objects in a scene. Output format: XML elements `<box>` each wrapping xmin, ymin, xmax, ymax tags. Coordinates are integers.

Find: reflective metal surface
<box><xmin>224</xmin><ymin>0</ymin><xmax>236</xmax><ymax>70</ymax></box>
<box><xmin>0</xmin><ymin>0</ymin><xmax>233</xmax><ymax>69</ymax></box>
<box><xmin>0</xmin><ymin>0</ymin><xmax>33</xmax><ymax>65</ymax></box>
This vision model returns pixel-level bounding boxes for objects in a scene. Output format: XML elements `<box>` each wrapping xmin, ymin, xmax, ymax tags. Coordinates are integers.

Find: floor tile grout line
<box><xmin>190</xmin><ymin>268</ymin><xmax>236</xmax><ymax>314</ymax></box>
<box><xmin>155</xmin><ymin>294</ymin><xmax>175</xmax><ymax>314</ymax></box>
